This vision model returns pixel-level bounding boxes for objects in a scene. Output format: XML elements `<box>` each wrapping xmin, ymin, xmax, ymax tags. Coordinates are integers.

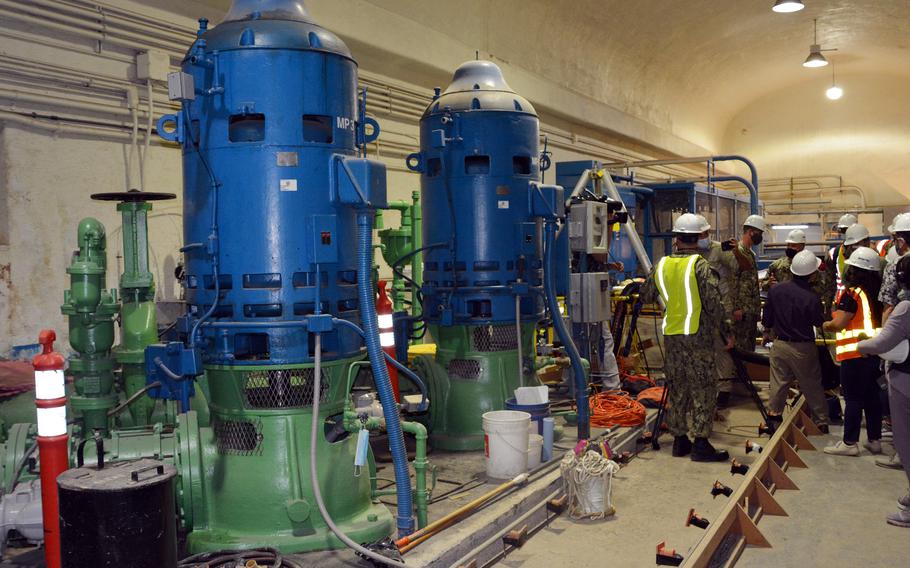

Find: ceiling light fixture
<box><xmin>826</xmin><ymin>66</ymin><xmax>843</xmax><ymax>100</ymax></box>
<box><xmin>772</xmin><ymin>0</ymin><xmax>805</xmax><ymax>13</ymax></box>
<box><xmin>803</xmin><ymin>19</ymin><xmax>836</xmax><ymax>68</ymax></box>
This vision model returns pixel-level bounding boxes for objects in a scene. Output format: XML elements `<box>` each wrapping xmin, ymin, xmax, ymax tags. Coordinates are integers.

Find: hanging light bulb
<box><xmin>772</xmin><ymin>0</ymin><xmax>805</xmax><ymax>13</ymax></box>
<box><xmin>803</xmin><ymin>19</ymin><xmax>836</xmax><ymax>68</ymax></box>
<box><xmin>826</xmin><ymin>66</ymin><xmax>843</xmax><ymax>100</ymax></box>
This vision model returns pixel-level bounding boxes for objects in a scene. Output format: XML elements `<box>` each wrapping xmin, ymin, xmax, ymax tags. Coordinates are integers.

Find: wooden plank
<box><xmin>785</xmin><ymin>423</ymin><xmax>817</xmax><ymax>451</ymax></box>
<box><xmin>751</xmin><ymin>477</ymin><xmax>788</xmax><ymax>517</ymax></box>
<box><xmin>779</xmin><ymin>440</ymin><xmax>808</xmax><ymax>469</ymax></box>
<box><xmin>683</xmin><ymin>398</ymin><xmax>810</xmax><ymax>567</ymax></box>
<box><xmin>765</xmin><ymin>458</ymin><xmax>799</xmax><ymax>491</ymax></box>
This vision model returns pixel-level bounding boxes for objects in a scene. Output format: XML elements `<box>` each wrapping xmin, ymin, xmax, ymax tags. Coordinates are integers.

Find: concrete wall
<box><xmin>723</xmin><ymin>72</ymin><xmax>910</xmax><ymax>210</ymax></box>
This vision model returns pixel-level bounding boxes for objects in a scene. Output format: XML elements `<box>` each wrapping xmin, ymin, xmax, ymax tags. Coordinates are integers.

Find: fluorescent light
<box><xmin>772</xmin><ymin>224</ymin><xmax>810</xmax><ymax>230</ymax></box>
<box><xmin>826</xmin><ymin>85</ymin><xmax>843</xmax><ymax>100</ymax></box>
<box><xmin>803</xmin><ymin>45</ymin><xmax>828</xmax><ymax>67</ymax></box>
<box><xmin>773</xmin><ymin>0</ymin><xmax>805</xmax><ymax>13</ymax></box>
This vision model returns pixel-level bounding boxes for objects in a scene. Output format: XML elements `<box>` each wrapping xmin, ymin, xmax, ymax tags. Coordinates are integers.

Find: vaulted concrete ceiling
<box><xmin>167</xmin><ymin>0</ymin><xmax>910</xmax><ymax>154</ymax></box>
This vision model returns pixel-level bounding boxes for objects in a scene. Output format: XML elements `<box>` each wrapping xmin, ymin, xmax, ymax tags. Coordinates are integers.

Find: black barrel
<box><xmin>58</xmin><ymin>458</ymin><xmax>178</xmax><ymax>568</ymax></box>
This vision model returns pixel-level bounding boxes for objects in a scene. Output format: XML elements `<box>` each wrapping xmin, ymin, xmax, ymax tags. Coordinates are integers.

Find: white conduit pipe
<box><xmin>142</xmin><ymin>79</ymin><xmax>154</xmax><ymax>191</ymax></box>
<box><xmin>308</xmin><ymin>333</ymin><xmax>408</xmax><ymax>567</ymax></box>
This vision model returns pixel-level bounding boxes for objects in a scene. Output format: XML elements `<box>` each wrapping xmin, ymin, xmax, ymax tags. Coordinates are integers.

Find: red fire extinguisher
<box><xmin>32</xmin><ymin>329</ymin><xmax>69</xmax><ymax>568</ymax></box>
<box><xmin>376</xmin><ymin>280</ymin><xmax>400</xmax><ymax>402</ymax></box>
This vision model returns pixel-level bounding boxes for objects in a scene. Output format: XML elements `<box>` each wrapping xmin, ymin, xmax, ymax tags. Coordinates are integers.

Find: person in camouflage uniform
<box><xmin>695</xmin><ymin>214</ymin><xmax>738</xmax><ymax>405</ymax></box>
<box><xmin>761</xmin><ymin>228</ymin><xmax>831</xmax><ymax>300</ymax></box>
<box><xmin>730</xmin><ymin>215</ymin><xmax>766</xmax><ymax>353</ymax></box>
<box><xmin>643</xmin><ymin>213</ymin><xmax>733</xmax><ymax>462</ymax></box>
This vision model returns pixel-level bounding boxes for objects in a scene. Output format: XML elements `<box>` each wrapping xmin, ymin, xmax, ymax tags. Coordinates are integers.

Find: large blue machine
<box><xmin>149</xmin><ymin>0</ymin><xmax>411</xmax><ymax>552</ymax></box>
<box><xmin>407</xmin><ymin>61</ymin><xmax>574</xmax><ymax>449</ymax></box>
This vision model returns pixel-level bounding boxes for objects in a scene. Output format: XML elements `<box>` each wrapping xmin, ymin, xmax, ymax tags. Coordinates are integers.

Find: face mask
<box><xmin>698</xmin><ymin>238</ymin><xmax>711</xmax><ymax>250</ymax></box>
<box><xmin>785</xmin><ymin>248</ymin><xmax>798</xmax><ymax>259</ymax></box>
<box><xmin>751</xmin><ymin>231</ymin><xmax>764</xmax><ymax>245</ymax></box>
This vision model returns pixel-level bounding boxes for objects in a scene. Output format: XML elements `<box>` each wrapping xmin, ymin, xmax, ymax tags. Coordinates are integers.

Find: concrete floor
<box><xmin>495</xmin><ymin>398</ymin><xmax>908</xmax><ymax>568</ymax></box>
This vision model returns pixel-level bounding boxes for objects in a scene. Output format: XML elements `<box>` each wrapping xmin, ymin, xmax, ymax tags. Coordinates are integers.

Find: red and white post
<box><xmin>32</xmin><ymin>329</ymin><xmax>68</xmax><ymax>568</ymax></box>
<box><xmin>376</xmin><ymin>280</ymin><xmax>400</xmax><ymax>402</ymax></box>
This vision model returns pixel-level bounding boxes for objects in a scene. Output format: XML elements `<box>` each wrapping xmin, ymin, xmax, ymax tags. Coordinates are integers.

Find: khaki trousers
<box><xmin>769</xmin><ymin>340</ymin><xmax>829</xmax><ymax>424</ymax></box>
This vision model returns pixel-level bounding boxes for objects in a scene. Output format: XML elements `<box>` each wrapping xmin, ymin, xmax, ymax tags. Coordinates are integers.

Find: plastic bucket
<box><xmin>527</xmin><ymin>434</ymin><xmax>544</xmax><ymax>469</ymax></box>
<box><xmin>482</xmin><ymin>410</ymin><xmax>531</xmax><ymax>479</ymax></box>
<box><xmin>505</xmin><ymin>398</ymin><xmax>550</xmax><ymax>436</ymax></box>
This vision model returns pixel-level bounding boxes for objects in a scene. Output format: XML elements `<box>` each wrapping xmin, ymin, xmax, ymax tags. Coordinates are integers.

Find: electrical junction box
<box><xmin>167</xmin><ymin>72</ymin><xmax>195</xmax><ymax>102</ymax></box>
<box><xmin>569</xmin><ymin>272</ymin><xmax>611</xmax><ymax>323</ymax></box>
<box><xmin>568</xmin><ymin>201</ymin><xmax>611</xmax><ymax>255</ymax></box>
<box><xmin>136</xmin><ymin>50</ymin><xmax>170</xmax><ymax>83</ymax></box>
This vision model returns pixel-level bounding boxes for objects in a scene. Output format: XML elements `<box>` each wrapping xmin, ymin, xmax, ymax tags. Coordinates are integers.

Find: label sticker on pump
<box><xmin>280</xmin><ymin>179</ymin><xmax>298</xmax><ymax>192</ymax></box>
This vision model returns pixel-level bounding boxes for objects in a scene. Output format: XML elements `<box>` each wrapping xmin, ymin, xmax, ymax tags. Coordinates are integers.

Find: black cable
<box><xmin>5</xmin><ymin>440</ymin><xmax>38</xmax><ymax>494</ymax></box>
<box><xmin>107</xmin><ymin>381</ymin><xmax>162</xmax><ymax>417</ymax></box>
<box><xmin>179</xmin><ymin>547</ymin><xmax>303</xmax><ymax>568</ymax></box>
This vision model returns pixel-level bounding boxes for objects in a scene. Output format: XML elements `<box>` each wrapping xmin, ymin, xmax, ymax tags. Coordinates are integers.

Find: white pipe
<box><xmin>142</xmin><ymin>79</ymin><xmax>154</xmax><ymax>191</ymax></box>
<box><xmin>515</xmin><ymin>295</ymin><xmax>524</xmax><ymax>388</ymax></box>
<box><xmin>308</xmin><ymin>333</ymin><xmax>408</xmax><ymax>567</ymax></box>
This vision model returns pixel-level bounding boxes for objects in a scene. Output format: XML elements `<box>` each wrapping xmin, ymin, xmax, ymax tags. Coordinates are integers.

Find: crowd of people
<box><xmin>643</xmin><ymin>211</ymin><xmax>910</xmax><ymax>529</ymax></box>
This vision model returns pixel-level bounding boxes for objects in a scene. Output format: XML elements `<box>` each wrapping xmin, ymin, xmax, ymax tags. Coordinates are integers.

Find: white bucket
<box><xmin>527</xmin><ymin>434</ymin><xmax>544</xmax><ymax>469</ymax></box>
<box><xmin>482</xmin><ymin>410</ymin><xmax>531</xmax><ymax>479</ymax></box>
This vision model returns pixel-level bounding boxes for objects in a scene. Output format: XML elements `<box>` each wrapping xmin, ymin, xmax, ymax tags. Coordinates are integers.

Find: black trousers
<box><xmin>840</xmin><ymin>357</ymin><xmax>883</xmax><ymax>444</ymax></box>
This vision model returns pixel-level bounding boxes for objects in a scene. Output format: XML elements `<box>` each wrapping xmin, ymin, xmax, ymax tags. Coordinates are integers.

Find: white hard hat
<box><xmin>673</xmin><ymin>213</ymin><xmax>706</xmax><ymax>234</ymax></box>
<box><xmin>843</xmin><ymin>223</ymin><xmax>870</xmax><ymax>246</ymax></box>
<box><xmin>845</xmin><ymin>246</ymin><xmax>882</xmax><ymax>272</ymax></box>
<box><xmin>790</xmin><ymin>250</ymin><xmax>821</xmax><ymax>276</ymax></box>
<box><xmin>743</xmin><ymin>214</ymin><xmax>766</xmax><ymax>232</ymax></box>
<box><xmin>891</xmin><ymin>213</ymin><xmax>910</xmax><ymax>233</ymax></box>
<box><xmin>694</xmin><ymin>214</ymin><xmax>711</xmax><ymax>233</ymax></box>
<box><xmin>837</xmin><ymin>213</ymin><xmax>858</xmax><ymax>229</ymax></box>
<box><xmin>879</xmin><ymin>339</ymin><xmax>909</xmax><ymax>364</ymax></box>
<box><xmin>785</xmin><ymin>229</ymin><xmax>807</xmax><ymax>244</ymax></box>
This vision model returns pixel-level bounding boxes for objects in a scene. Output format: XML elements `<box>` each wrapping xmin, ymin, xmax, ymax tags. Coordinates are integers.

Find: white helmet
<box><xmin>843</xmin><ymin>223</ymin><xmax>870</xmax><ymax>246</ymax></box>
<box><xmin>694</xmin><ymin>214</ymin><xmax>712</xmax><ymax>233</ymax></box>
<box><xmin>837</xmin><ymin>213</ymin><xmax>858</xmax><ymax>230</ymax></box>
<box><xmin>673</xmin><ymin>213</ymin><xmax>706</xmax><ymax>234</ymax></box>
<box><xmin>743</xmin><ymin>214</ymin><xmax>766</xmax><ymax>232</ymax></box>
<box><xmin>790</xmin><ymin>250</ymin><xmax>821</xmax><ymax>276</ymax></box>
<box><xmin>891</xmin><ymin>213</ymin><xmax>910</xmax><ymax>233</ymax></box>
<box><xmin>785</xmin><ymin>229</ymin><xmax>807</xmax><ymax>244</ymax></box>
<box><xmin>845</xmin><ymin>246</ymin><xmax>882</xmax><ymax>272</ymax></box>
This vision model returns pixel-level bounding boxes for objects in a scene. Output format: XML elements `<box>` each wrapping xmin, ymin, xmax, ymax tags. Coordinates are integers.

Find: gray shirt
<box><xmin>858</xmin><ymin>300</ymin><xmax>910</xmax><ymax>397</ymax></box>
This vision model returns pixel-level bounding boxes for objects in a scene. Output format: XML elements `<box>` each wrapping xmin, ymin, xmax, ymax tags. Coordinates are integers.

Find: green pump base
<box><xmin>416</xmin><ymin>323</ymin><xmax>539</xmax><ymax>452</ymax></box>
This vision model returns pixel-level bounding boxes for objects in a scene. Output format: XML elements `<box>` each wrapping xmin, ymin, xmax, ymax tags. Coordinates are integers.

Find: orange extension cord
<box><xmin>589</xmin><ymin>391</ymin><xmax>647</xmax><ymax>428</ymax></box>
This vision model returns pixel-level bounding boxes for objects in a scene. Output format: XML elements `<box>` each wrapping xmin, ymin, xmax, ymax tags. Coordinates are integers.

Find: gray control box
<box><xmin>568</xmin><ymin>201</ymin><xmax>611</xmax><ymax>255</ymax></box>
<box><xmin>569</xmin><ymin>272</ymin><xmax>611</xmax><ymax>323</ymax></box>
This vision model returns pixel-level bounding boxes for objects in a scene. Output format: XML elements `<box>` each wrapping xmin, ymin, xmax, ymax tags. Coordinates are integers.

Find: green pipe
<box><xmin>410</xmin><ymin>190</ymin><xmax>422</xmax><ymax>320</ymax></box>
<box><xmin>401</xmin><ymin>420</ymin><xmax>429</xmax><ymax>529</ymax></box>
<box><xmin>113</xmin><ymin>201</ymin><xmax>158</xmax><ymax>426</ymax></box>
<box><xmin>343</xmin><ymin>404</ymin><xmax>430</xmax><ymax>529</ymax></box>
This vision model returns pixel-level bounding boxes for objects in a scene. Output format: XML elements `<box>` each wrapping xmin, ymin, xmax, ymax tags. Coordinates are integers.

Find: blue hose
<box><xmin>357</xmin><ymin>212</ymin><xmax>414</xmax><ymax>536</ymax></box>
<box><xmin>332</xmin><ymin>318</ymin><xmax>429</xmax><ymax>409</ymax></box>
<box><xmin>543</xmin><ymin>221</ymin><xmax>590</xmax><ymax>439</ymax></box>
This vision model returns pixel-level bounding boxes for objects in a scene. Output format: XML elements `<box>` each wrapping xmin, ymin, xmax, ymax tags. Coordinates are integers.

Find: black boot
<box><xmin>691</xmin><ymin>437</ymin><xmax>729</xmax><ymax>462</ymax></box>
<box><xmin>672</xmin><ymin>436</ymin><xmax>692</xmax><ymax>457</ymax></box>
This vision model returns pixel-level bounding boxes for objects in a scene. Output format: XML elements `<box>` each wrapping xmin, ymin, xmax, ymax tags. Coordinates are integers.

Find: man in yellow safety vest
<box><xmin>643</xmin><ymin>213</ymin><xmax>733</xmax><ymax>462</ymax></box>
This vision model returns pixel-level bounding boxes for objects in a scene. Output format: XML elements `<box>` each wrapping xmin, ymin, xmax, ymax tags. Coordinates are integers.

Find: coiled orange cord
<box><xmin>589</xmin><ymin>391</ymin><xmax>647</xmax><ymax>427</ymax></box>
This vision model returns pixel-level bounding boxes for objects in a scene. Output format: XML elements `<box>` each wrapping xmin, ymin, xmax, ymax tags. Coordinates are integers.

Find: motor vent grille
<box><xmin>242</xmin><ymin>368</ymin><xmax>329</xmax><ymax>409</ymax></box>
<box><xmin>448</xmin><ymin>359</ymin><xmax>482</xmax><ymax>380</ymax></box>
<box><xmin>213</xmin><ymin>418</ymin><xmax>263</xmax><ymax>456</ymax></box>
<box><xmin>472</xmin><ymin>325</ymin><xmax>518</xmax><ymax>352</ymax></box>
